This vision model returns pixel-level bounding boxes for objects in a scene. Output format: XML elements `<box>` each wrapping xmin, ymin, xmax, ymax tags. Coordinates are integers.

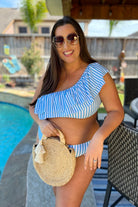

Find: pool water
<box><xmin>0</xmin><ymin>102</ymin><xmax>34</xmax><ymax>179</ymax></box>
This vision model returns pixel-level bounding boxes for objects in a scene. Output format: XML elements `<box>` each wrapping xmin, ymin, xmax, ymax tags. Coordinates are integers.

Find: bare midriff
<box><xmin>48</xmin><ymin>112</ymin><xmax>100</xmax><ymax>145</ymax></box>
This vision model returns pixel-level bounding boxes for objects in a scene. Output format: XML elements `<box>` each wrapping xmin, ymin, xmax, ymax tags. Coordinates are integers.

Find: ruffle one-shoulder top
<box><xmin>35</xmin><ymin>62</ymin><xmax>109</xmax><ymax>119</ymax></box>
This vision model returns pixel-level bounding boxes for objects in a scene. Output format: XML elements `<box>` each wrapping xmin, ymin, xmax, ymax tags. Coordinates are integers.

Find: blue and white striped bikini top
<box><xmin>35</xmin><ymin>62</ymin><xmax>108</xmax><ymax>119</ymax></box>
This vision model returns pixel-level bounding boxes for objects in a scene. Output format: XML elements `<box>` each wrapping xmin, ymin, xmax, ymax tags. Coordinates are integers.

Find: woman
<box><xmin>29</xmin><ymin>16</ymin><xmax>124</xmax><ymax>207</ymax></box>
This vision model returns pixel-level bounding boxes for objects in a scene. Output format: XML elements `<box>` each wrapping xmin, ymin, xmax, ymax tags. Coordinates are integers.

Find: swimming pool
<box><xmin>0</xmin><ymin>102</ymin><xmax>34</xmax><ymax>179</ymax></box>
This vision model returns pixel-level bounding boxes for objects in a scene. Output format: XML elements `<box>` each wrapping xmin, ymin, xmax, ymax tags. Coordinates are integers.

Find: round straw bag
<box><xmin>32</xmin><ymin>129</ymin><xmax>76</xmax><ymax>186</ymax></box>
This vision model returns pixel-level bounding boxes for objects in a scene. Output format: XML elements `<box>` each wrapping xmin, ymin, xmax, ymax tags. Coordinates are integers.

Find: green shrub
<box><xmin>21</xmin><ymin>43</ymin><xmax>44</xmax><ymax>76</ymax></box>
<box><xmin>116</xmin><ymin>83</ymin><xmax>124</xmax><ymax>92</ymax></box>
<box><xmin>0</xmin><ymin>84</ymin><xmax>5</xmax><ymax>88</ymax></box>
<box><xmin>2</xmin><ymin>74</ymin><xmax>10</xmax><ymax>82</ymax></box>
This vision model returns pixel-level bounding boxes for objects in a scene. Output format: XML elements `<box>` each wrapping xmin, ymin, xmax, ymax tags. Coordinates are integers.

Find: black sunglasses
<box><xmin>53</xmin><ymin>33</ymin><xmax>79</xmax><ymax>48</ymax></box>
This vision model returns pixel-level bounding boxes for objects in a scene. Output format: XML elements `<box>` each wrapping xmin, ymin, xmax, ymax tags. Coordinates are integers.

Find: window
<box><xmin>19</xmin><ymin>27</ymin><xmax>27</xmax><ymax>33</ymax></box>
<box><xmin>41</xmin><ymin>27</ymin><xmax>50</xmax><ymax>34</ymax></box>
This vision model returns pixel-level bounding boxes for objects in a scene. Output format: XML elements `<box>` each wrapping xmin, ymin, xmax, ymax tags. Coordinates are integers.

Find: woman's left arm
<box><xmin>98</xmin><ymin>73</ymin><xmax>124</xmax><ymax>137</ymax></box>
<box><xmin>84</xmin><ymin>73</ymin><xmax>124</xmax><ymax>170</ymax></box>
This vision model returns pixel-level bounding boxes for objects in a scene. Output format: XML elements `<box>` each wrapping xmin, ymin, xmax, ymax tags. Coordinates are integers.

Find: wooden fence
<box><xmin>0</xmin><ymin>34</ymin><xmax>138</xmax><ymax>78</ymax></box>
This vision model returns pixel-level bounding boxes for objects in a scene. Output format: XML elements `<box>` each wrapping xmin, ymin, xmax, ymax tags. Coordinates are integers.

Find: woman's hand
<box><xmin>84</xmin><ymin>134</ymin><xmax>104</xmax><ymax>170</ymax></box>
<box><xmin>39</xmin><ymin>119</ymin><xmax>60</xmax><ymax>138</ymax></box>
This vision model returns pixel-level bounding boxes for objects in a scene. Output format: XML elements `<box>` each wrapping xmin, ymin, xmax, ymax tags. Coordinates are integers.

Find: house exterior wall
<box><xmin>13</xmin><ymin>20</ymin><xmax>89</xmax><ymax>35</ymax></box>
<box><xmin>13</xmin><ymin>20</ymin><xmax>57</xmax><ymax>34</ymax></box>
<box><xmin>2</xmin><ymin>18</ymin><xmax>89</xmax><ymax>35</ymax></box>
<box><xmin>2</xmin><ymin>21</ymin><xmax>14</xmax><ymax>34</ymax></box>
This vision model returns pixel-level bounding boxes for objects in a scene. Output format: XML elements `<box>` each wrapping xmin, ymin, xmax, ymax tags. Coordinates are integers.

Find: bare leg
<box><xmin>55</xmin><ymin>155</ymin><xmax>96</xmax><ymax>207</ymax></box>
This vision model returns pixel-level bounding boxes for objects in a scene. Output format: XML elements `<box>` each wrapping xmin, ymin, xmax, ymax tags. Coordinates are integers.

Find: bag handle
<box><xmin>42</xmin><ymin>129</ymin><xmax>65</xmax><ymax>145</ymax></box>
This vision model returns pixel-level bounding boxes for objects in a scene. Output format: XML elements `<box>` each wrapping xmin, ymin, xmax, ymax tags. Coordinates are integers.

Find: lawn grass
<box><xmin>119</xmin><ymin>93</ymin><xmax>124</xmax><ymax>105</ymax></box>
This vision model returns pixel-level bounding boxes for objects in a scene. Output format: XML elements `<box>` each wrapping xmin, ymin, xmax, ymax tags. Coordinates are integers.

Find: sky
<box><xmin>0</xmin><ymin>0</ymin><xmax>21</xmax><ymax>8</ymax></box>
<box><xmin>0</xmin><ymin>0</ymin><xmax>138</xmax><ymax>37</ymax></box>
<box><xmin>88</xmin><ymin>19</ymin><xmax>138</xmax><ymax>37</ymax></box>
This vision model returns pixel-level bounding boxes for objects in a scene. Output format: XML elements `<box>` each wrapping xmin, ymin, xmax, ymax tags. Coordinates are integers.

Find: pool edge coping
<box><xmin>0</xmin><ymin>122</ymin><xmax>38</xmax><ymax>206</ymax></box>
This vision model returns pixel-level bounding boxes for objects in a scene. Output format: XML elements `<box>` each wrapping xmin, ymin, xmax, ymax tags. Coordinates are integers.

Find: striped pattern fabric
<box><xmin>35</xmin><ymin>63</ymin><xmax>108</xmax><ymax>119</ymax></box>
<box><xmin>38</xmin><ymin>126</ymin><xmax>90</xmax><ymax>157</ymax></box>
<box><xmin>68</xmin><ymin>140</ymin><xmax>91</xmax><ymax>157</ymax></box>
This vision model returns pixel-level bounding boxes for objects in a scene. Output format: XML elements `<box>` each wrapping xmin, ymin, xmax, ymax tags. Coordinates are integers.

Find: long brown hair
<box><xmin>30</xmin><ymin>16</ymin><xmax>96</xmax><ymax>106</ymax></box>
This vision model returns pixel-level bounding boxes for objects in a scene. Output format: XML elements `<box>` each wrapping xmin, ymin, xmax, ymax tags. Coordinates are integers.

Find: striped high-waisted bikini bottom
<box><xmin>38</xmin><ymin>127</ymin><xmax>90</xmax><ymax>157</ymax></box>
<box><xmin>68</xmin><ymin>141</ymin><xmax>91</xmax><ymax>157</ymax></box>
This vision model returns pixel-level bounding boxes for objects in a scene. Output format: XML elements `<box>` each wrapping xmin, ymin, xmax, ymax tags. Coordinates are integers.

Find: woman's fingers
<box><xmin>84</xmin><ymin>154</ymin><xmax>88</xmax><ymax>170</ymax></box>
<box><xmin>44</xmin><ymin>127</ymin><xmax>59</xmax><ymax>137</ymax></box>
<box><xmin>98</xmin><ymin>153</ymin><xmax>102</xmax><ymax>169</ymax></box>
<box><xmin>47</xmin><ymin>124</ymin><xmax>59</xmax><ymax>136</ymax></box>
<box><xmin>84</xmin><ymin>153</ymin><xmax>96</xmax><ymax>170</ymax></box>
<box><xmin>84</xmin><ymin>153</ymin><xmax>101</xmax><ymax>170</ymax></box>
<box><xmin>84</xmin><ymin>138</ymin><xmax>104</xmax><ymax>170</ymax></box>
<box><xmin>94</xmin><ymin>150</ymin><xmax>102</xmax><ymax>169</ymax></box>
<box><xmin>93</xmin><ymin>158</ymin><xmax>98</xmax><ymax>170</ymax></box>
<box><xmin>89</xmin><ymin>156</ymin><xmax>94</xmax><ymax>171</ymax></box>
<box><xmin>40</xmin><ymin>120</ymin><xmax>59</xmax><ymax>137</ymax></box>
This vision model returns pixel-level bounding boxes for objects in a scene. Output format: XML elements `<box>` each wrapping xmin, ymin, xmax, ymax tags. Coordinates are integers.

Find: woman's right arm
<box><xmin>29</xmin><ymin>75</ymin><xmax>60</xmax><ymax>137</ymax></box>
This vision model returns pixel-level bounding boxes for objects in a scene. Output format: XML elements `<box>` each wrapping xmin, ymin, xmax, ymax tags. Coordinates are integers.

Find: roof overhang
<box><xmin>46</xmin><ymin>0</ymin><xmax>138</xmax><ymax>20</ymax></box>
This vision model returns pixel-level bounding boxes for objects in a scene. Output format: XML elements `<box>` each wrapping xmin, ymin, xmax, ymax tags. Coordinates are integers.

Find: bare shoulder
<box><xmin>100</xmin><ymin>72</ymin><xmax>118</xmax><ymax>95</ymax></box>
<box><xmin>101</xmin><ymin>72</ymin><xmax>116</xmax><ymax>92</ymax></box>
<box><xmin>104</xmin><ymin>72</ymin><xmax>114</xmax><ymax>84</ymax></box>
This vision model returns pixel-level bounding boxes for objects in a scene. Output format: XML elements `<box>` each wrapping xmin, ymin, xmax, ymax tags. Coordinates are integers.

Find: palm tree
<box><xmin>20</xmin><ymin>0</ymin><xmax>47</xmax><ymax>84</ymax></box>
<box><xmin>109</xmin><ymin>20</ymin><xmax>119</xmax><ymax>36</ymax></box>
<box><xmin>20</xmin><ymin>0</ymin><xmax>48</xmax><ymax>33</ymax></box>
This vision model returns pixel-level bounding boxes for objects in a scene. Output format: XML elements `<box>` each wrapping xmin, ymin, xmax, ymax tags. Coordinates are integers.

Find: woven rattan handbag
<box><xmin>103</xmin><ymin>122</ymin><xmax>138</xmax><ymax>207</ymax></box>
<box><xmin>32</xmin><ymin>129</ymin><xmax>76</xmax><ymax>187</ymax></box>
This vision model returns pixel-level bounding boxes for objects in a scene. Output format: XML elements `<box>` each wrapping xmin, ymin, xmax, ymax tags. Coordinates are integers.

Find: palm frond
<box><xmin>35</xmin><ymin>0</ymin><xmax>47</xmax><ymax>23</ymax></box>
<box><xmin>20</xmin><ymin>0</ymin><xmax>47</xmax><ymax>33</ymax></box>
<box><xmin>109</xmin><ymin>20</ymin><xmax>119</xmax><ymax>36</ymax></box>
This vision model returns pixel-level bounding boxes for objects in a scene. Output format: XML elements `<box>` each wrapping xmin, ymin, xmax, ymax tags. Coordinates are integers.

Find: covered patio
<box><xmin>46</xmin><ymin>0</ymin><xmax>138</xmax><ymax>20</ymax></box>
